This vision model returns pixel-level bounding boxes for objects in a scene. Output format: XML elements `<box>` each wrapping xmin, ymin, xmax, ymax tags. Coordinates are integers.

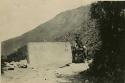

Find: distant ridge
<box><xmin>1</xmin><ymin>5</ymin><xmax>100</xmax><ymax>57</ymax></box>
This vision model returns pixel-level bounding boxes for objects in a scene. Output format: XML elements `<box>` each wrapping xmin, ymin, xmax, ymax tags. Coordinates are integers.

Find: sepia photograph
<box><xmin>1</xmin><ymin>0</ymin><xmax>125</xmax><ymax>83</ymax></box>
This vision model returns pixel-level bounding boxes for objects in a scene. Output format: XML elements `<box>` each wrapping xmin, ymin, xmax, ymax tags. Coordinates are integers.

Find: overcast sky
<box><xmin>0</xmin><ymin>0</ymin><xmax>97</xmax><ymax>41</ymax></box>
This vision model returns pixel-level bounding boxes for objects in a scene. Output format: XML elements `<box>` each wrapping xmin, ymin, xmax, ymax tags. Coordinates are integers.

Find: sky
<box><xmin>0</xmin><ymin>0</ymin><xmax>97</xmax><ymax>42</ymax></box>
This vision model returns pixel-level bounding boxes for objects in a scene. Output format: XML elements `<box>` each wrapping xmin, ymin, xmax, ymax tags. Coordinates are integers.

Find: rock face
<box><xmin>1</xmin><ymin>5</ymin><xmax>100</xmax><ymax>58</ymax></box>
<box><xmin>27</xmin><ymin>42</ymin><xmax>72</xmax><ymax>68</ymax></box>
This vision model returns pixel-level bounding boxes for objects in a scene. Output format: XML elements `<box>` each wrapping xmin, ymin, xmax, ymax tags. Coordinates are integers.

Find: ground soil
<box><xmin>1</xmin><ymin>61</ymin><xmax>91</xmax><ymax>83</ymax></box>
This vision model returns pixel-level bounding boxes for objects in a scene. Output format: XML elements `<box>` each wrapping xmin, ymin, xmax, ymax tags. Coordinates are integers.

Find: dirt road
<box><xmin>2</xmin><ymin>61</ymin><xmax>90</xmax><ymax>83</ymax></box>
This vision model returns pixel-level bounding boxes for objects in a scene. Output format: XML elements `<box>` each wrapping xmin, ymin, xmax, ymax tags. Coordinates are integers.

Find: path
<box><xmin>2</xmin><ymin>60</ymin><xmax>92</xmax><ymax>83</ymax></box>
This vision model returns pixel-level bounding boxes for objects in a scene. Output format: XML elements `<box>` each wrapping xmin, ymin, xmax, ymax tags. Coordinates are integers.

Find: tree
<box><xmin>90</xmin><ymin>1</ymin><xmax>125</xmax><ymax>83</ymax></box>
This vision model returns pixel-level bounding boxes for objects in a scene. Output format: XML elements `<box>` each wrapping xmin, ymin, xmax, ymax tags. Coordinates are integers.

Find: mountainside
<box><xmin>2</xmin><ymin>5</ymin><xmax>100</xmax><ymax>57</ymax></box>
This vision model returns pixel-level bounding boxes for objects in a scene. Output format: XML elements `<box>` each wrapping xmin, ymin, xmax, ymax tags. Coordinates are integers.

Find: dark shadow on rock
<box><xmin>56</xmin><ymin>70</ymin><xmax>94</xmax><ymax>83</ymax></box>
<box><xmin>56</xmin><ymin>69</ymin><xmax>118</xmax><ymax>83</ymax></box>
